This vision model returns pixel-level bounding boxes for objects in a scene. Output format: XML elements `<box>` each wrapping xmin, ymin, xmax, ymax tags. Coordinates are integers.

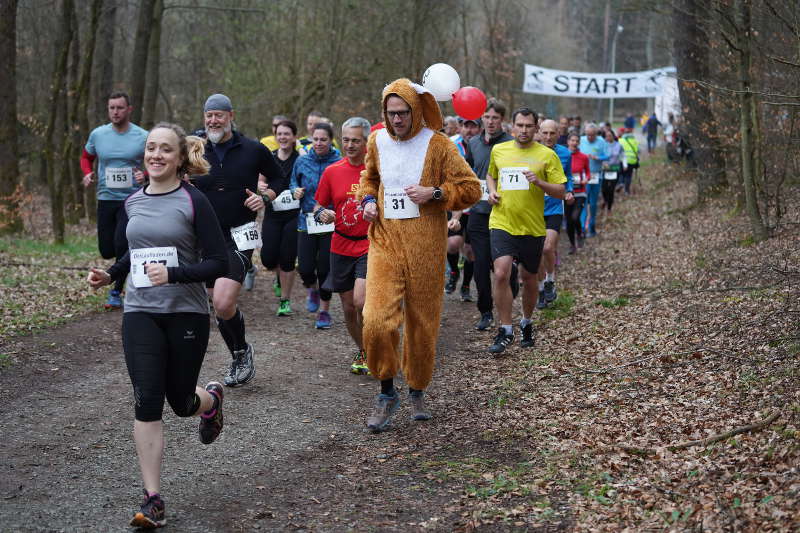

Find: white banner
<box><xmin>522</xmin><ymin>64</ymin><xmax>676</xmax><ymax>99</ymax></box>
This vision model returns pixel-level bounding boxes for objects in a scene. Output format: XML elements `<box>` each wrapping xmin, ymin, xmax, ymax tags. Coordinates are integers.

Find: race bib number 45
<box><xmin>272</xmin><ymin>189</ymin><xmax>300</xmax><ymax>211</ymax></box>
<box><xmin>106</xmin><ymin>167</ymin><xmax>133</xmax><ymax>189</ymax></box>
<box><xmin>130</xmin><ymin>246</ymin><xmax>178</xmax><ymax>288</ymax></box>
<box><xmin>231</xmin><ymin>221</ymin><xmax>261</xmax><ymax>251</ymax></box>
<box><xmin>383</xmin><ymin>188</ymin><xmax>420</xmax><ymax>219</ymax></box>
<box><xmin>499</xmin><ymin>167</ymin><xmax>530</xmax><ymax>191</ymax></box>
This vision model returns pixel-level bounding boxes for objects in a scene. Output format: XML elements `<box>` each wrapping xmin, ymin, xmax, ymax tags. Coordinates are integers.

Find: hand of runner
<box><xmin>257</xmin><ymin>181</ymin><xmax>268</xmax><ymax>195</ymax></box>
<box><xmin>488</xmin><ymin>191</ymin><xmax>501</xmax><ymax>205</ymax></box>
<box><xmin>522</xmin><ymin>170</ymin><xmax>540</xmax><ymax>185</ymax></box>
<box><xmin>318</xmin><ymin>209</ymin><xmax>335</xmax><ymax>224</ymax></box>
<box><xmin>447</xmin><ymin>218</ymin><xmax>461</xmax><ymax>231</ymax></box>
<box><xmin>293</xmin><ymin>187</ymin><xmax>305</xmax><ymax>200</ymax></box>
<box><xmin>82</xmin><ymin>172</ymin><xmax>94</xmax><ymax>188</ymax></box>
<box><xmin>145</xmin><ymin>263</ymin><xmax>168</xmax><ymax>286</ymax></box>
<box><xmin>133</xmin><ymin>168</ymin><xmax>146</xmax><ymax>185</ymax></box>
<box><xmin>244</xmin><ymin>188</ymin><xmax>264</xmax><ymax>211</ymax></box>
<box><xmin>404</xmin><ymin>184</ymin><xmax>433</xmax><ymax>204</ymax></box>
<box><xmin>87</xmin><ymin>267</ymin><xmax>111</xmax><ymax>288</ymax></box>
<box><xmin>565</xmin><ymin>192</ymin><xmax>575</xmax><ymax>205</ymax></box>
<box><xmin>363</xmin><ymin>202</ymin><xmax>378</xmax><ymax>222</ymax></box>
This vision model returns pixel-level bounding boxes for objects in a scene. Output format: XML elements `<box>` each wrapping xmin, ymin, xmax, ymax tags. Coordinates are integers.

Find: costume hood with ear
<box><xmin>382</xmin><ymin>78</ymin><xmax>443</xmax><ymax>140</ymax></box>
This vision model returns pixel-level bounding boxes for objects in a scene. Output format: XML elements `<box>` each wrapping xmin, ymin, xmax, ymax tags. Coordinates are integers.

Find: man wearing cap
<box><xmin>192</xmin><ymin>94</ymin><xmax>285</xmax><ymax>387</ymax></box>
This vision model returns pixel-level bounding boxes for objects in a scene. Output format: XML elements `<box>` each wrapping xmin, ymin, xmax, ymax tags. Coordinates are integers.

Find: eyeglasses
<box><xmin>386</xmin><ymin>110</ymin><xmax>411</xmax><ymax>119</ymax></box>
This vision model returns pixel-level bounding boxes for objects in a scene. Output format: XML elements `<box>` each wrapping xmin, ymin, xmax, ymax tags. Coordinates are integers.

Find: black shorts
<box><xmin>324</xmin><ymin>252</ymin><xmax>368</xmax><ymax>293</ymax></box>
<box><xmin>205</xmin><ymin>242</ymin><xmax>253</xmax><ymax>288</ymax></box>
<box><xmin>447</xmin><ymin>212</ymin><xmax>469</xmax><ymax>238</ymax></box>
<box><xmin>490</xmin><ymin>229</ymin><xmax>545</xmax><ymax>274</ymax></box>
<box><xmin>545</xmin><ymin>214</ymin><xmax>563</xmax><ymax>233</ymax></box>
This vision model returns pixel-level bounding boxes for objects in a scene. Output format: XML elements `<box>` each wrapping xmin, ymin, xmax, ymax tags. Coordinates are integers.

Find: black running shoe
<box><xmin>488</xmin><ymin>328</ymin><xmax>514</xmax><ymax>354</ymax></box>
<box><xmin>130</xmin><ymin>490</ymin><xmax>166</xmax><ymax>529</ymax></box>
<box><xmin>475</xmin><ymin>311</ymin><xmax>494</xmax><ymax>331</ymax></box>
<box><xmin>223</xmin><ymin>358</ymin><xmax>238</xmax><ymax>387</ymax></box>
<box><xmin>460</xmin><ymin>286</ymin><xmax>473</xmax><ymax>302</ymax></box>
<box><xmin>543</xmin><ymin>280</ymin><xmax>557</xmax><ymax>303</ymax></box>
<box><xmin>536</xmin><ymin>291</ymin><xmax>548</xmax><ymax>310</ymax></box>
<box><xmin>234</xmin><ymin>344</ymin><xmax>255</xmax><ymax>385</ymax></box>
<box><xmin>199</xmin><ymin>382</ymin><xmax>224</xmax><ymax>445</ymax></box>
<box><xmin>520</xmin><ymin>322</ymin><xmax>535</xmax><ymax>348</ymax></box>
<box><xmin>445</xmin><ymin>274</ymin><xmax>458</xmax><ymax>294</ymax></box>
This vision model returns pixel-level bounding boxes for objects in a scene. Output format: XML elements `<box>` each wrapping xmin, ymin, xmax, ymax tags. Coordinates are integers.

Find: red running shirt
<box><xmin>315</xmin><ymin>158</ymin><xmax>370</xmax><ymax>257</ymax></box>
<box><xmin>570</xmin><ymin>150</ymin><xmax>591</xmax><ymax>194</ymax></box>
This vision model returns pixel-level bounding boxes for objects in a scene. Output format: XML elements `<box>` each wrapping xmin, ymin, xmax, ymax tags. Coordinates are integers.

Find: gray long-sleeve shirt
<box><xmin>108</xmin><ymin>182</ymin><xmax>229</xmax><ymax>314</ymax></box>
<box><xmin>467</xmin><ymin>130</ymin><xmax>513</xmax><ymax>214</ymax></box>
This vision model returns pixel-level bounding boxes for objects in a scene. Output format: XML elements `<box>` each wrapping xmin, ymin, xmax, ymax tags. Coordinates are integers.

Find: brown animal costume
<box><xmin>358</xmin><ymin>78</ymin><xmax>481</xmax><ymax>391</ymax></box>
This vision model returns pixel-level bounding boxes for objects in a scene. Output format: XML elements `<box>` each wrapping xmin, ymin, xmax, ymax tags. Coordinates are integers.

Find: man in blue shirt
<box><xmin>537</xmin><ymin>119</ymin><xmax>573</xmax><ymax>308</ymax></box>
<box><xmin>579</xmin><ymin>124</ymin><xmax>607</xmax><ymax>237</ymax></box>
<box><xmin>81</xmin><ymin>91</ymin><xmax>148</xmax><ymax>308</ymax></box>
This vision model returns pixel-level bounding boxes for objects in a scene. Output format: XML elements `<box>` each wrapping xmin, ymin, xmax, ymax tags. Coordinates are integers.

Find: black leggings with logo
<box><xmin>122</xmin><ymin>312</ymin><xmax>210</xmax><ymax>422</ymax></box>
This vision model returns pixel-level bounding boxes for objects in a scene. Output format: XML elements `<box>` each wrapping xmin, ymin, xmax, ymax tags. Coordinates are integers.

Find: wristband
<box><xmin>313</xmin><ymin>208</ymin><xmax>324</xmax><ymax>223</ymax></box>
<box><xmin>361</xmin><ymin>195</ymin><xmax>376</xmax><ymax>207</ymax></box>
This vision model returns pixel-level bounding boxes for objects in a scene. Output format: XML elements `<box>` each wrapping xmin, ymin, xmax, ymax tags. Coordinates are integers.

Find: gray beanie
<box><xmin>204</xmin><ymin>93</ymin><xmax>233</xmax><ymax>113</ymax></box>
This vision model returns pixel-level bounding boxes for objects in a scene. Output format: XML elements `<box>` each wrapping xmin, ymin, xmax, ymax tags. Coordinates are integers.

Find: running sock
<box><xmin>447</xmin><ymin>253</ymin><xmax>460</xmax><ymax>278</ymax></box>
<box><xmin>201</xmin><ymin>390</ymin><xmax>220</xmax><ymax>419</ymax></box>
<box><xmin>502</xmin><ymin>325</ymin><xmax>513</xmax><ymax>335</ymax></box>
<box><xmin>520</xmin><ymin>317</ymin><xmax>533</xmax><ymax>328</ymax></box>
<box><xmin>146</xmin><ymin>491</ymin><xmax>160</xmax><ymax>499</ymax></box>
<box><xmin>223</xmin><ymin>308</ymin><xmax>246</xmax><ymax>352</ymax></box>
<box><xmin>462</xmin><ymin>260</ymin><xmax>474</xmax><ymax>288</ymax></box>
<box><xmin>538</xmin><ymin>280</ymin><xmax>545</xmax><ymax>291</ymax></box>
<box><xmin>545</xmin><ymin>272</ymin><xmax>554</xmax><ymax>282</ymax></box>
<box><xmin>409</xmin><ymin>387</ymin><xmax>422</xmax><ymax>395</ymax></box>
<box><xmin>215</xmin><ymin>315</ymin><xmax>236</xmax><ymax>355</ymax></box>
<box><xmin>381</xmin><ymin>378</ymin><xmax>395</xmax><ymax>396</ymax></box>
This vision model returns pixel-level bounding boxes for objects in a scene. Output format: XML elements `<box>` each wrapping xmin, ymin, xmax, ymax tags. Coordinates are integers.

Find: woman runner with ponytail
<box><xmin>87</xmin><ymin>123</ymin><xmax>229</xmax><ymax>529</ymax></box>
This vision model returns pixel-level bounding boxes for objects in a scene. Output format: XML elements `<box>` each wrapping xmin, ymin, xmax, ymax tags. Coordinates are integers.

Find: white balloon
<box><xmin>422</xmin><ymin>63</ymin><xmax>461</xmax><ymax>102</ymax></box>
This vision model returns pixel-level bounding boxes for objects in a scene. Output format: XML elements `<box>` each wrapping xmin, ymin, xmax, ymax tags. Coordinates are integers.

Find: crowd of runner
<box><xmin>82</xmin><ymin>87</ymin><xmax>642</xmax><ymax>529</ymax></box>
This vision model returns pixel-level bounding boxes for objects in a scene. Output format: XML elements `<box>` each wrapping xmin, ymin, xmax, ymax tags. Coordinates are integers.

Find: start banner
<box><xmin>522</xmin><ymin>64</ymin><xmax>676</xmax><ymax>99</ymax></box>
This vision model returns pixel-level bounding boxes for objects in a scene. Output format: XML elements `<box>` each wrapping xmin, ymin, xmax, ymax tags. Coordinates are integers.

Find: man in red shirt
<box><xmin>313</xmin><ymin>117</ymin><xmax>372</xmax><ymax>374</ymax></box>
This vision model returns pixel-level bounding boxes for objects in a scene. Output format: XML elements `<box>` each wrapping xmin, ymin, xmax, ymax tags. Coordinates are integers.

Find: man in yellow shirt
<box><xmin>486</xmin><ymin>107</ymin><xmax>566</xmax><ymax>353</ymax></box>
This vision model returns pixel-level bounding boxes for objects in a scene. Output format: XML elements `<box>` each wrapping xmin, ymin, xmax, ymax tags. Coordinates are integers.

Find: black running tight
<box><xmin>601</xmin><ymin>179</ymin><xmax>617</xmax><ymax>211</ymax></box>
<box><xmin>565</xmin><ymin>196</ymin><xmax>586</xmax><ymax>246</ymax></box>
<box><xmin>122</xmin><ymin>312</ymin><xmax>210</xmax><ymax>422</ymax></box>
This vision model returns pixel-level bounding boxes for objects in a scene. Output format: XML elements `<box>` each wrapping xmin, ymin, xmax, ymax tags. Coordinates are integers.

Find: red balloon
<box><xmin>452</xmin><ymin>87</ymin><xmax>487</xmax><ymax>121</ymax></box>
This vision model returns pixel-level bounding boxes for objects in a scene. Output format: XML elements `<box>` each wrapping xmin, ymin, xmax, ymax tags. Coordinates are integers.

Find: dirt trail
<box><xmin>0</xmin><ymin>265</ymin><xmax>508</xmax><ymax>532</ymax></box>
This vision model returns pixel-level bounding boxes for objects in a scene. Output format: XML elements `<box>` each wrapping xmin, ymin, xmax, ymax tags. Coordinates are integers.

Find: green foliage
<box><xmin>539</xmin><ymin>291</ymin><xmax>575</xmax><ymax>322</ymax></box>
<box><xmin>596</xmin><ymin>296</ymin><xmax>630</xmax><ymax>308</ymax></box>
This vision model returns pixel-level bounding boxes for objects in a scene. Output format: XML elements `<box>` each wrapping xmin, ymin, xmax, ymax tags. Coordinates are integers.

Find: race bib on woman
<box><xmin>272</xmin><ymin>189</ymin><xmax>300</xmax><ymax>211</ymax></box>
<box><xmin>130</xmin><ymin>246</ymin><xmax>178</xmax><ymax>288</ymax></box>
<box><xmin>499</xmin><ymin>167</ymin><xmax>530</xmax><ymax>191</ymax></box>
<box><xmin>604</xmin><ymin>172</ymin><xmax>618</xmax><ymax>181</ymax></box>
<box><xmin>588</xmin><ymin>172</ymin><xmax>600</xmax><ymax>185</ymax></box>
<box><xmin>383</xmin><ymin>188</ymin><xmax>420</xmax><ymax>219</ymax></box>
<box><xmin>106</xmin><ymin>167</ymin><xmax>133</xmax><ymax>189</ymax></box>
<box><xmin>231</xmin><ymin>221</ymin><xmax>261</xmax><ymax>251</ymax></box>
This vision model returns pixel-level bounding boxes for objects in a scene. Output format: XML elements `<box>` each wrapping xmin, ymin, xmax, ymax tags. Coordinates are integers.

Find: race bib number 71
<box><xmin>499</xmin><ymin>167</ymin><xmax>530</xmax><ymax>191</ymax></box>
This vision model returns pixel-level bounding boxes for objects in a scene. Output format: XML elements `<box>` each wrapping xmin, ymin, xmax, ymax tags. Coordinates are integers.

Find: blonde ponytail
<box><xmin>185</xmin><ymin>135</ymin><xmax>210</xmax><ymax>176</ymax></box>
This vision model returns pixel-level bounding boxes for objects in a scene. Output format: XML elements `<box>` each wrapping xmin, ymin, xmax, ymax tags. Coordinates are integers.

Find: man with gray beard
<box><xmin>193</xmin><ymin>93</ymin><xmax>286</xmax><ymax>388</ymax></box>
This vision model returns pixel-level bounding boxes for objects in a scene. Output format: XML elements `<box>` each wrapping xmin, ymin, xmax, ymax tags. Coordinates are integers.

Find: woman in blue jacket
<box><xmin>290</xmin><ymin>122</ymin><xmax>341</xmax><ymax>328</ymax></box>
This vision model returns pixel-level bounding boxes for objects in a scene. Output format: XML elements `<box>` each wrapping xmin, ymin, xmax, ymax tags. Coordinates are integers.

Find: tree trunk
<box><xmin>735</xmin><ymin>0</ymin><xmax>767</xmax><ymax>241</ymax></box>
<box><xmin>0</xmin><ymin>0</ymin><xmax>21</xmax><ymax>234</ymax></box>
<box><xmin>79</xmin><ymin>0</ymin><xmax>103</xmax><ymax>220</ymax></box>
<box><xmin>672</xmin><ymin>0</ymin><xmax>728</xmax><ymax>200</ymax></box>
<box><xmin>93</xmin><ymin>1</ymin><xmax>115</xmax><ymax>127</ymax></box>
<box><xmin>141</xmin><ymin>0</ymin><xmax>163</xmax><ymax>130</ymax></box>
<box><xmin>44</xmin><ymin>0</ymin><xmax>74</xmax><ymax>244</ymax></box>
<box><xmin>64</xmin><ymin>2</ymin><xmax>82</xmax><ymax>224</ymax></box>
<box><xmin>130</xmin><ymin>0</ymin><xmax>156</xmax><ymax>125</ymax></box>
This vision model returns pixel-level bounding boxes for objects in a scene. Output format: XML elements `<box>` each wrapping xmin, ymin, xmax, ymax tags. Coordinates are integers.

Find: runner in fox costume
<box><xmin>358</xmin><ymin>78</ymin><xmax>481</xmax><ymax>431</ymax></box>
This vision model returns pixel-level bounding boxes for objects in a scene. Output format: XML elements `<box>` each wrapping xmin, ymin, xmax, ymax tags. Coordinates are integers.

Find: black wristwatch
<box><xmin>432</xmin><ymin>187</ymin><xmax>443</xmax><ymax>201</ymax></box>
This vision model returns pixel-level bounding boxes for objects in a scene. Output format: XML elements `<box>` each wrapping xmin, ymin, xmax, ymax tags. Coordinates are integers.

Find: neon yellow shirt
<box><xmin>487</xmin><ymin>141</ymin><xmax>566</xmax><ymax>237</ymax></box>
<box><xmin>260</xmin><ymin>135</ymin><xmax>279</xmax><ymax>152</ymax></box>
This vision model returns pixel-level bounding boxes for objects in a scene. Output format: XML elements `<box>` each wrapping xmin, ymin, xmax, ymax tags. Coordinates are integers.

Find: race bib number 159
<box><xmin>231</xmin><ymin>221</ymin><xmax>261</xmax><ymax>251</ymax></box>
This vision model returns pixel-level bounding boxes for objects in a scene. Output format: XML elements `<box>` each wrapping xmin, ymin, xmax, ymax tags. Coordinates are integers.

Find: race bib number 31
<box><xmin>305</xmin><ymin>213</ymin><xmax>334</xmax><ymax>234</ymax></box>
<box><xmin>106</xmin><ymin>167</ymin><xmax>133</xmax><ymax>189</ymax></box>
<box><xmin>383</xmin><ymin>188</ymin><xmax>420</xmax><ymax>219</ymax></box>
<box><xmin>130</xmin><ymin>246</ymin><xmax>178</xmax><ymax>288</ymax></box>
<box><xmin>500</xmin><ymin>167</ymin><xmax>530</xmax><ymax>191</ymax></box>
<box><xmin>231</xmin><ymin>221</ymin><xmax>261</xmax><ymax>251</ymax></box>
<box><xmin>272</xmin><ymin>189</ymin><xmax>300</xmax><ymax>211</ymax></box>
